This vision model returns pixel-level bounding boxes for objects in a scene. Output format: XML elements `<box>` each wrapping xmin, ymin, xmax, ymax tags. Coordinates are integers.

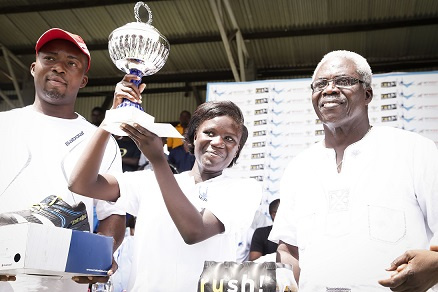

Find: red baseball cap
<box><xmin>35</xmin><ymin>28</ymin><xmax>91</xmax><ymax>72</ymax></box>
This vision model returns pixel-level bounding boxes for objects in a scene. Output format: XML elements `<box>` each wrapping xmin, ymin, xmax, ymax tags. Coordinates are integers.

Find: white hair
<box><xmin>312</xmin><ymin>50</ymin><xmax>372</xmax><ymax>87</ymax></box>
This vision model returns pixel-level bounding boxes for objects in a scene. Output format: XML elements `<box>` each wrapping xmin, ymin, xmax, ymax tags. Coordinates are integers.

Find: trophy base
<box><xmin>101</xmin><ymin>107</ymin><xmax>183</xmax><ymax>138</ymax></box>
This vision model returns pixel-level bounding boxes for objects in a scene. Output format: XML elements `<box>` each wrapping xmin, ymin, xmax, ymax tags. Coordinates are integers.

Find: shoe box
<box><xmin>0</xmin><ymin>223</ymin><xmax>113</xmax><ymax>278</ymax></box>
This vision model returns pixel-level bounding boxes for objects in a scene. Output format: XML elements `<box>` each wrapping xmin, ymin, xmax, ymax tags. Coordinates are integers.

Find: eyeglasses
<box><xmin>311</xmin><ymin>76</ymin><xmax>364</xmax><ymax>92</ymax></box>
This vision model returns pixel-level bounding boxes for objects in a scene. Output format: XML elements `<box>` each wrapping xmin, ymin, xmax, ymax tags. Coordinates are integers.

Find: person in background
<box><xmin>91</xmin><ymin>106</ymin><xmax>105</xmax><ymax>127</ymax></box>
<box><xmin>167</xmin><ymin>110</ymin><xmax>195</xmax><ymax>172</ymax></box>
<box><xmin>68</xmin><ymin>80</ymin><xmax>262</xmax><ymax>291</ymax></box>
<box><xmin>269</xmin><ymin>50</ymin><xmax>438</xmax><ymax>292</ymax></box>
<box><xmin>249</xmin><ymin>198</ymin><xmax>280</xmax><ymax>261</ymax></box>
<box><xmin>0</xmin><ymin>28</ymin><xmax>125</xmax><ymax>292</ymax></box>
<box><xmin>167</xmin><ymin>110</ymin><xmax>191</xmax><ymax>151</ymax></box>
<box><xmin>114</xmin><ymin>135</ymin><xmax>142</xmax><ymax>172</ymax></box>
<box><xmin>168</xmin><ymin>143</ymin><xmax>195</xmax><ymax>173</ymax></box>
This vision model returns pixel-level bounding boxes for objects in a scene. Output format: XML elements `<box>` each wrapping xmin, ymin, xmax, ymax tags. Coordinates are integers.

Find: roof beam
<box><xmin>8</xmin><ymin>16</ymin><xmax>438</xmax><ymax>56</ymax></box>
<box><xmin>1</xmin><ymin>48</ymin><xmax>24</xmax><ymax>107</ymax></box>
<box><xmin>0</xmin><ymin>0</ymin><xmax>166</xmax><ymax>14</ymax></box>
<box><xmin>209</xmin><ymin>0</ymin><xmax>241</xmax><ymax>81</ymax></box>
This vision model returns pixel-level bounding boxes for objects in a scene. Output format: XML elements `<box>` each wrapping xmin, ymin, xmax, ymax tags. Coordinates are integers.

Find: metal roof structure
<box><xmin>1</xmin><ymin>0</ymin><xmax>438</xmax><ymax>114</ymax></box>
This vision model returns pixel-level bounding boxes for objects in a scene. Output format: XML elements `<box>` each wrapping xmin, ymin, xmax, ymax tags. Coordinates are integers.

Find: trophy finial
<box><xmin>134</xmin><ymin>2</ymin><xmax>153</xmax><ymax>25</ymax></box>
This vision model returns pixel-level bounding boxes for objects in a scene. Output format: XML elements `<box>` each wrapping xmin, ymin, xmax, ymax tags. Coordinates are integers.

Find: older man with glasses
<box><xmin>269</xmin><ymin>50</ymin><xmax>438</xmax><ymax>292</ymax></box>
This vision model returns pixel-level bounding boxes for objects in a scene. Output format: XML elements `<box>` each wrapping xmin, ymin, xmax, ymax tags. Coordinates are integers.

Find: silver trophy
<box><xmin>103</xmin><ymin>2</ymin><xmax>180</xmax><ymax>138</ymax></box>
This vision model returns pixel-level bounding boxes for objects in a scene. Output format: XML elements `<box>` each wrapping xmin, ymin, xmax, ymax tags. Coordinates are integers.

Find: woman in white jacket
<box><xmin>69</xmin><ymin>74</ymin><xmax>262</xmax><ymax>291</ymax></box>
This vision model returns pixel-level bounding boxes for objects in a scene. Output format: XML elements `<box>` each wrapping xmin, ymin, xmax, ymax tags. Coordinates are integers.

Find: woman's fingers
<box><xmin>112</xmin><ymin>74</ymin><xmax>145</xmax><ymax>108</ymax></box>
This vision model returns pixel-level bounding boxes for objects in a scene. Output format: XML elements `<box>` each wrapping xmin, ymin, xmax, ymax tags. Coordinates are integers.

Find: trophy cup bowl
<box><xmin>108</xmin><ymin>22</ymin><xmax>170</xmax><ymax>84</ymax></box>
<box><xmin>103</xmin><ymin>2</ymin><xmax>180</xmax><ymax>138</ymax></box>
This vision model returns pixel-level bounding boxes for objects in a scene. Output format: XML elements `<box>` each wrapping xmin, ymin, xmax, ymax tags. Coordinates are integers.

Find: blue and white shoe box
<box><xmin>0</xmin><ymin>223</ymin><xmax>113</xmax><ymax>277</ymax></box>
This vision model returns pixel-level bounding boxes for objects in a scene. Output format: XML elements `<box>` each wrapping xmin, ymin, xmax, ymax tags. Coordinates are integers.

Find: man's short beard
<box><xmin>43</xmin><ymin>89</ymin><xmax>64</xmax><ymax>100</ymax></box>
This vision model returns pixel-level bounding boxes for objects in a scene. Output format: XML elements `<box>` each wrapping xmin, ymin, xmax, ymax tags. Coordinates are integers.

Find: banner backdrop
<box><xmin>206</xmin><ymin>71</ymin><xmax>438</xmax><ymax>220</ymax></box>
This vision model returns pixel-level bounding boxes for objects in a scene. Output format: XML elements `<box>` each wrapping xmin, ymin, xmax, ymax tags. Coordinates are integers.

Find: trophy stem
<box><xmin>129</xmin><ymin>68</ymin><xmax>144</xmax><ymax>87</ymax></box>
<box><xmin>116</xmin><ymin>68</ymin><xmax>145</xmax><ymax>111</ymax></box>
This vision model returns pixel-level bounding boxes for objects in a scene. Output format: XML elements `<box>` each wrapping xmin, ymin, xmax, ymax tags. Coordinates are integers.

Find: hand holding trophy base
<box><xmin>102</xmin><ymin>106</ymin><xmax>182</xmax><ymax>138</ymax></box>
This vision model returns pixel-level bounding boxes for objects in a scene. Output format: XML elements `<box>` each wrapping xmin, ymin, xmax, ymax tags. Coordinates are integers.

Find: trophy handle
<box><xmin>135</xmin><ymin>2</ymin><xmax>153</xmax><ymax>25</ymax></box>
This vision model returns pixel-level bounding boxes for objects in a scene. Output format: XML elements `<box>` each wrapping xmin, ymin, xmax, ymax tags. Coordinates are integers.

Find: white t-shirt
<box><xmin>269</xmin><ymin>126</ymin><xmax>438</xmax><ymax>291</ymax></box>
<box><xmin>113</xmin><ymin>168</ymin><xmax>262</xmax><ymax>291</ymax></box>
<box><xmin>0</xmin><ymin>105</ymin><xmax>124</xmax><ymax>292</ymax></box>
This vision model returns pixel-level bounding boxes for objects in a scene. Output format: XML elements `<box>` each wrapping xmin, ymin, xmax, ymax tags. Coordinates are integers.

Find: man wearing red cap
<box><xmin>0</xmin><ymin>28</ymin><xmax>126</xmax><ymax>292</ymax></box>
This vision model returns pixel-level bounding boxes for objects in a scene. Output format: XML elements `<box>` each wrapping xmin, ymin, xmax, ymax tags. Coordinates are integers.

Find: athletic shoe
<box><xmin>0</xmin><ymin>195</ymin><xmax>90</xmax><ymax>231</ymax></box>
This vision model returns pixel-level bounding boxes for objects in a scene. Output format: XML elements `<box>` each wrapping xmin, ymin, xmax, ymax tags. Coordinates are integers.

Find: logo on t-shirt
<box><xmin>198</xmin><ymin>185</ymin><xmax>208</xmax><ymax>202</ymax></box>
<box><xmin>120</xmin><ymin>148</ymin><xmax>128</xmax><ymax>157</ymax></box>
<box><xmin>65</xmin><ymin>131</ymin><xmax>84</xmax><ymax>146</ymax></box>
